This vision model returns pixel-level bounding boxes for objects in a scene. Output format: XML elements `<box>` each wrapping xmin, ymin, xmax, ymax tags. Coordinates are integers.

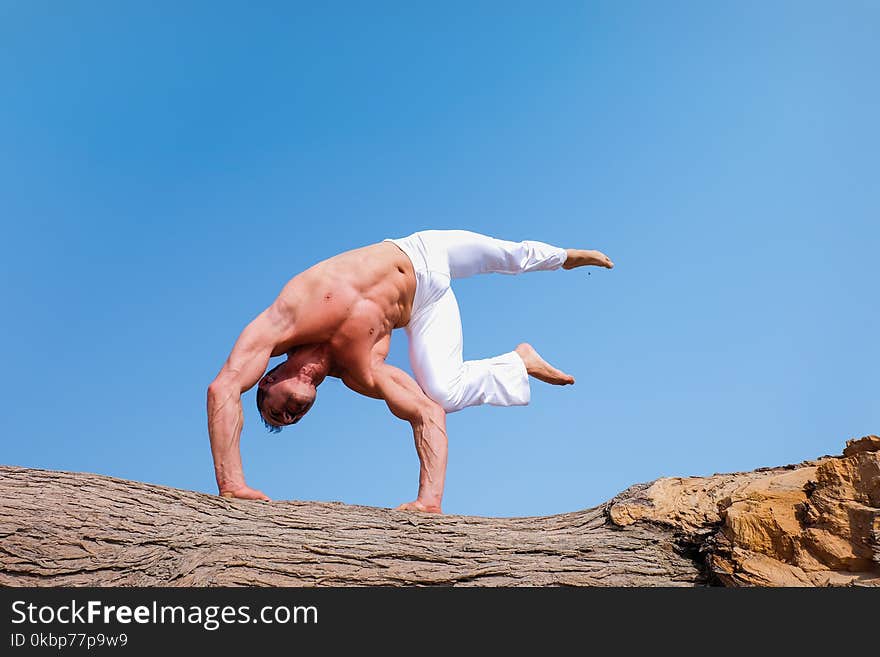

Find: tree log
<box><xmin>1</xmin><ymin>435</ymin><xmax>877</xmax><ymax>587</ymax></box>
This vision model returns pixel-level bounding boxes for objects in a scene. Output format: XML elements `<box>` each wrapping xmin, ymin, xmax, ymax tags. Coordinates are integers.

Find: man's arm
<box><xmin>207</xmin><ymin>305</ymin><xmax>289</xmax><ymax>500</ymax></box>
<box><xmin>371</xmin><ymin>362</ymin><xmax>448</xmax><ymax>513</ymax></box>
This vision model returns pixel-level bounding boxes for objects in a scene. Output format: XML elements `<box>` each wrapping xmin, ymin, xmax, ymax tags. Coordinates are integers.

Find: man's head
<box><xmin>256</xmin><ymin>345</ymin><xmax>328</xmax><ymax>432</ymax></box>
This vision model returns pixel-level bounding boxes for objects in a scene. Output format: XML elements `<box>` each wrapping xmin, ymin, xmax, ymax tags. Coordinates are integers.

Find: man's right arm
<box><xmin>207</xmin><ymin>305</ymin><xmax>290</xmax><ymax>500</ymax></box>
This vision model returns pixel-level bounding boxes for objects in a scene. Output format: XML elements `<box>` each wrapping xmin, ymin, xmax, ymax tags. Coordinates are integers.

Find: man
<box><xmin>207</xmin><ymin>229</ymin><xmax>613</xmax><ymax>513</ymax></box>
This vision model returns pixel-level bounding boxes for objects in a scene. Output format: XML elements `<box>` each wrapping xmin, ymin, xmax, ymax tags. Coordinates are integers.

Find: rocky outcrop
<box><xmin>1</xmin><ymin>435</ymin><xmax>877</xmax><ymax>586</ymax></box>
<box><xmin>609</xmin><ymin>435</ymin><xmax>880</xmax><ymax>586</ymax></box>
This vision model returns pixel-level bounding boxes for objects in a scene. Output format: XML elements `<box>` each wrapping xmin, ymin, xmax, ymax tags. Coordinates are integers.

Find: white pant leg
<box><xmin>407</xmin><ymin>285</ymin><xmax>531</xmax><ymax>413</ymax></box>
<box><xmin>418</xmin><ymin>229</ymin><xmax>568</xmax><ymax>279</ymax></box>
<box><xmin>401</xmin><ymin>230</ymin><xmax>566</xmax><ymax>413</ymax></box>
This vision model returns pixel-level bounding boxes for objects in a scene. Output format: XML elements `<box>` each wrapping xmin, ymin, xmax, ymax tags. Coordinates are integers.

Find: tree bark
<box><xmin>1</xmin><ymin>435</ymin><xmax>877</xmax><ymax>587</ymax></box>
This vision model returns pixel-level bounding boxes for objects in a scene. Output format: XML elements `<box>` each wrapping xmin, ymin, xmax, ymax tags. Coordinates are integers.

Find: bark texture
<box><xmin>1</xmin><ymin>435</ymin><xmax>877</xmax><ymax>587</ymax></box>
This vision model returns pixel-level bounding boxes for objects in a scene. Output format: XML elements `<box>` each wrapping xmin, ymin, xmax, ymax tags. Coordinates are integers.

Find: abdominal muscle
<box><xmin>270</xmin><ymin>242</ymin><xmax>416</xmax><ymax>360</ymax></box>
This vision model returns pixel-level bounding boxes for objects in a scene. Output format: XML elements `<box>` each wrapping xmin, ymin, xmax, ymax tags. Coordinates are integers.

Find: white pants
<box><xmin>383</xmin><ymin>230</ymin><xmax>568</xmax><ymax>413</ymax></box>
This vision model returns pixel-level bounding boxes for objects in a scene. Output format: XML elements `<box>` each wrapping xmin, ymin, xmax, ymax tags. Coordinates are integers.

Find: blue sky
<box><xmin>2</xmin><ymin>1</ymin><xmax>877</xmax><ymax>517</ymax></box>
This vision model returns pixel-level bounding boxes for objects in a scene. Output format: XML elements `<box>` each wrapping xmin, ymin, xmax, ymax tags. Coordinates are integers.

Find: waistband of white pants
<box><xmin>383</xmin><ymin>236</ymin><xmax>427</xmax><ymax>274</ymax></box>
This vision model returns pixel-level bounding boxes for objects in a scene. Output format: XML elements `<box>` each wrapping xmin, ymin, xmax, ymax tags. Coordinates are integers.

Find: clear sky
<box><xmin>2</xmin><ymin>1</ymin><xmax>877</xmax><ymax>517</ymax></box>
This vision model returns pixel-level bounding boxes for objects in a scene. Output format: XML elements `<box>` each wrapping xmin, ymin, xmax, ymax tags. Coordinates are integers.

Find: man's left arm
<box><xmin>369</xmin><ymin>362</ymin><xmax>448</xmax><ymax>513</ymax></box>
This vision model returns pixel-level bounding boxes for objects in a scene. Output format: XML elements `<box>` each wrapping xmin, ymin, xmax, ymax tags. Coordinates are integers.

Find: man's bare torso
<box><xmin>268</xmin><ymin>241</ymin><xmax>416</xmax><ymax>388</ymax></box>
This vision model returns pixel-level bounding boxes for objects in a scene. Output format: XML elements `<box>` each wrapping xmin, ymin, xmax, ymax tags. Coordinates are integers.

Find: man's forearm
<box><xmin>411</xmin><ymin>407</ymin><xmax>448</xmax><ymax>508</ymax></box>
<box><xmin>207</xmin><ymin>383</ymin><xmax>247</xmax><ymax>493</ymax></box>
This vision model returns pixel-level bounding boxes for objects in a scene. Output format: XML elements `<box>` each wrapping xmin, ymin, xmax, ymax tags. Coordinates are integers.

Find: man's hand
<box><xmin>396</xmin><ymin>500</ymin><xmax>442</xmax><ymax>514</ymax></box>
<box><xmin>220</xmin><ymin>485</ymin><xmax>271</xmax><ymax>501</ymax></box>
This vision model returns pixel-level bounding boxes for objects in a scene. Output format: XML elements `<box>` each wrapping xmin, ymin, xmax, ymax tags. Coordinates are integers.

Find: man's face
<box><xmin>258</xmin><ymin>367</ymin><xmax>316</xmax><ymax>428</ymax></box>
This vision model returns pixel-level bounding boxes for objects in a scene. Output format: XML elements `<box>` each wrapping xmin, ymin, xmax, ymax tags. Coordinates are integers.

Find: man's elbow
<box><xmin>413</xmin><ymin>398</ymin><xmax>446</xmax><ymax>427</ymax></box>
<box><xmin>207</xmin><ymin>376</ymin><xmax>238</xmax><ymax>402</ymax></box>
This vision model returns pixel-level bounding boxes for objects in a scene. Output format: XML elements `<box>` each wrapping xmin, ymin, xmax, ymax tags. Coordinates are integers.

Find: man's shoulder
<box><xmin>338</xmin><ymin>368</ymin><xmax>381</xmax><ymax>399</ymax></box>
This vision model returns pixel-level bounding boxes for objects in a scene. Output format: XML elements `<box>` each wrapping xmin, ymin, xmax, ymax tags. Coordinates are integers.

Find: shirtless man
<box><xmin>207</xmin><ymin>229</ymin><xmax>613</xmax><ymax>513</ymax></box>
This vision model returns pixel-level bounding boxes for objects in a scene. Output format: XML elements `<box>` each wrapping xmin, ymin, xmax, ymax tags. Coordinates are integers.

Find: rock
<box><xmin>609</xmin><ymin>434</ymin><xmax>880</xmax><ymax>586</ymax></box>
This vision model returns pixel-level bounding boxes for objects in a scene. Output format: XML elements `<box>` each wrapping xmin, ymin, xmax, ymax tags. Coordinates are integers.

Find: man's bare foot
<box><xmin>515</xmin><ymin>343</ymin><xmax>575</xmax><ymax>385</ymax></box>
<box><xmin>562</xmin><ymin>248</ymin><xmax>614</xmax><ymax>270</ymax></box>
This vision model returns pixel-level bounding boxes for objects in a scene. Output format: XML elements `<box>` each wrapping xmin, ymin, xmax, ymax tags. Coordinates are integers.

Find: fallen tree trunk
<box><xmin>1</xmin><ymin>435</ymin><xmax>877</xmax><ymax>587</ymax></box>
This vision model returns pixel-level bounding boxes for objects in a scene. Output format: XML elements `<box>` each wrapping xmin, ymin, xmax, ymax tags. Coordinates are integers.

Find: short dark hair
<box><xmin>256</xmin><ymin>362</ymin><xmax>285</xmax><ymax>434</ymax></box>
